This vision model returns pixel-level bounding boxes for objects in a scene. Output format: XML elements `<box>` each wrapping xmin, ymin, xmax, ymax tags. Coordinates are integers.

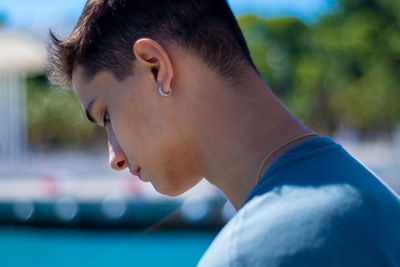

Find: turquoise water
<box><xmin>0</xmin><ymin>227</ymin><xmax>217</xmax><ymax>267</ymax></box>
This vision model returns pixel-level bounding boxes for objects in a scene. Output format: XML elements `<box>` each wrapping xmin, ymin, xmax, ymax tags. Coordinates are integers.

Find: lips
<box><xmin>130</xmin><ymin>165</ymin><xmax>141</xmax><ymax>177</ymax></box>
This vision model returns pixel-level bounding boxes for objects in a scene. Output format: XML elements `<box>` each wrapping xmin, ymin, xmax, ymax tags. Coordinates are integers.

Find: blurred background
<box><xmin>0</xmin><ymin>0</ymin><xmax>399</xmax><ymax>266</ymax></box>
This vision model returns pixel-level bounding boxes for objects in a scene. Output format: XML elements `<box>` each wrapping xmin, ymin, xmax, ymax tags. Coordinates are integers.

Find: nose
<box><xmin>107</xmin><ymin>131</ymin><xmax>128</xmax><ymax>171</ymax></box>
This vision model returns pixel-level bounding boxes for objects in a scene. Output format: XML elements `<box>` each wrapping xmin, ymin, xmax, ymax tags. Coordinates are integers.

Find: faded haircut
<box><xmin>47</xmin><ymin>0</ymin><xmax>256</xmax><ymax>88</ymax></box>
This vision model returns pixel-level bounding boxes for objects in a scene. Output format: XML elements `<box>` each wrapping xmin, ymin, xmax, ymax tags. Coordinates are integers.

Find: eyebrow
<box><xmin>85</xmin><ymin>100</ymin><xmax>96</xmax><ymax>124</ymax></box>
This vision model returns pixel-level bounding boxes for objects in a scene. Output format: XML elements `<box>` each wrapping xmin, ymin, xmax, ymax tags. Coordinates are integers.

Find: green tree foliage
<box><xmin>27</xmin><ymin>75</ymin><xmax>106</xmax><ymax>151</ymax></box>
<box><xmin>239</xmin><ymin>0</ymin><xmax>400</xmax><ymax>135</ymax></box>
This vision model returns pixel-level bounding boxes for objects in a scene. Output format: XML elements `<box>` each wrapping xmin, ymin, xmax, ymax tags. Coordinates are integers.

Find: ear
<box><xmin>133</xmin><ymin>38</ymin><xmax>174</xmax><ymax>95</ymax></box>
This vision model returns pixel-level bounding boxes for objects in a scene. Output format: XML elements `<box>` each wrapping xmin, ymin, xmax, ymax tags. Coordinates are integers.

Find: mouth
<box><xmin>130</xmin><ymin>165</ymin><xmax>143</xmax><ymax>180</ymax></box>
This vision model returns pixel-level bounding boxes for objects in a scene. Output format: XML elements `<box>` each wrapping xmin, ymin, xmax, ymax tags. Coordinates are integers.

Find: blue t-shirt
<box><xmin>198</xmin><ymin>137</ymin><xmax>400</xmax><ymax>267</ymax></box>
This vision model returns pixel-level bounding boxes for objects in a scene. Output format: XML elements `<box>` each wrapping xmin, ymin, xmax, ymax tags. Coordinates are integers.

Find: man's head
<box><xmin>48</xmin><ymin>0</ymin><xmax>255</xmax><ymax>87</ymax></box>
<box><xmin>48</xmin><ymin>0</ymin><xmax>258</xmax><ymax>196</ymax></box>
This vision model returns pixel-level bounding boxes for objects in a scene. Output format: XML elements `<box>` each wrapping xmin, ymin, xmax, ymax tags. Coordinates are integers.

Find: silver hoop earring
<box><xmin>158</xmin><ymin>84</ymin><xmax>172</xmax><ymax>96</ymax></box>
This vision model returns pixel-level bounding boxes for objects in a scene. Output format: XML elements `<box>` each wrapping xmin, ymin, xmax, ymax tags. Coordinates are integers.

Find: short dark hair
<box><xmin>48</xmin><ymin>0</ymin><xmax>256</xmax><ymax>88</ymax></box>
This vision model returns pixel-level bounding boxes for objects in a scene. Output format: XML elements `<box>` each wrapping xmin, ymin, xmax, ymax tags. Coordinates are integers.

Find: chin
<box><xmin>149</xmin><ymin>170</ymin><xmax>202</xmax><ymax>197</ymax></box>
<box><xmin>153</xmin><ymin>184</ymin><xmax>187</xmax><ymax>197</ymax></box>
<box><xmin>152</xmin><ymin>180</ymin><xmax>196</xmax><ymax>197</ymax></box>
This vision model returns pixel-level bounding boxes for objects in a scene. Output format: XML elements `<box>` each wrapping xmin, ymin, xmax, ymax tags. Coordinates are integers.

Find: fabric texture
<box><xmin>198</xmin><ymin>137</ymin><xmax>400</xmax><ymax>267</ymax></box>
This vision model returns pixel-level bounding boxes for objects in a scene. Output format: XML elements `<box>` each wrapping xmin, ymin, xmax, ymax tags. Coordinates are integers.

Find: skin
<box><xmin>72</xmin><ymin>38</ymin><xmax>315</xmax><ymax>210</ymax></box>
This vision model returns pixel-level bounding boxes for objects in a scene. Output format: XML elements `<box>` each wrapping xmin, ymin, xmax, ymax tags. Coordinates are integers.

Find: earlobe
<box><xmin>158</xmin><ymin>84</ymin><xmax>173</xmax><ymax>97</ymax></box>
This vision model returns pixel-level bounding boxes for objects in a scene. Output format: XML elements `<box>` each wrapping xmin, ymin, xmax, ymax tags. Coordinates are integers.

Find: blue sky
<box><xmin>0</xmin><ymin>0</ymin><xmax>336</xmax><ymax>29</ymax></box>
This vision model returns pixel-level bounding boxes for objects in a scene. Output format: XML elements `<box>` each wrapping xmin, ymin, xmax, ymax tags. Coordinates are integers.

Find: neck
<box><xmin>190</xmin><ymin>70</ymin><xmax>312</xmax><ymax>210</ymax></box>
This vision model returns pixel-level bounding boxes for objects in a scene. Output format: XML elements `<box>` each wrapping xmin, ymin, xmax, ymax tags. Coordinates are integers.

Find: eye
<box><xmin>103</xmin><ymin>111</ymin><xmax>110</xmax><ymax>127</ymax></box>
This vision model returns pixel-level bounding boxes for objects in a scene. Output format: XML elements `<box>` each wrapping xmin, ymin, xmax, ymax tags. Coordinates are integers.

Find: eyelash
<box><xmin>103</xmin><ymin>111</ymin><xmax>110</xmax><ymax>127</ymax></box>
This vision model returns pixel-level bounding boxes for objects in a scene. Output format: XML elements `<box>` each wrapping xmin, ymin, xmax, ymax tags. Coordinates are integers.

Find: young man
<box><xmin>48</xmin><ymin>0</ymin><xmax>400</xmax><ymax>266</ymax></box>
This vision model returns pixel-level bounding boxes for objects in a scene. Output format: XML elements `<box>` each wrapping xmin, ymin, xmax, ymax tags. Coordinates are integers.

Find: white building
<box><xmin>0</xmin><ymin>30</ymin><xmax>46</xmax><ymax>162</ymax></box>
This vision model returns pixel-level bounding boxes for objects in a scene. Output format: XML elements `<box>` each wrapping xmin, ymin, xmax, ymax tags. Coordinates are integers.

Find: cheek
<box><xmin>129</xmin><ymin>103</ymin><xmax>169</xmax><ymax>158</ymax></box>
<box><xmin>109</xmin><ymin>98</ymin><xmax>150</xmax><ymax>156</ymax></box>
<box><xmin>146</xmin><ymin>136</ymin><xmax>202</xmax><ymax>195</ymax></box>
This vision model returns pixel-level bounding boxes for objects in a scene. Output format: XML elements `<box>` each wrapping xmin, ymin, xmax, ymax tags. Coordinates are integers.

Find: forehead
<box><xmin>71</xmin><ymin>65</ymin><xmax>115</xmax><ymax>105</ymax></box>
